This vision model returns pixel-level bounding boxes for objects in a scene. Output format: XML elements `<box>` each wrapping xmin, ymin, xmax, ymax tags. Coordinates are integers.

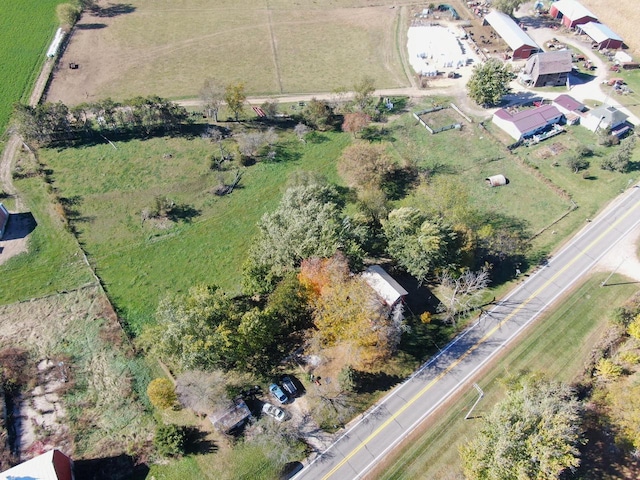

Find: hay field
<box><xmin>580</xmin><ymin>0</ymin><xmax>640</xmax><ymax>57</ymax></box>
<box><xmin>46</xmin><ymin>0</ymin><xmax>412</xmax><ymax>105</ymax></box>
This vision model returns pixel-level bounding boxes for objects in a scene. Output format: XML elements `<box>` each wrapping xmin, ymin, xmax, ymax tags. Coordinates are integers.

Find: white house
<box><xmin>581</xmin><ymin>105</ymin><xmax>629</xmax><ymax>133</ymax></box>
<box><xmin>492</xmin><ymin>105</ymin><xmax>564</xmax><ymax>141</ymax></box>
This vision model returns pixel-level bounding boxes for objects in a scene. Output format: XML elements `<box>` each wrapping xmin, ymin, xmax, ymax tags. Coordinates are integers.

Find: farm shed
<box><xmin>0</xmin><ymin>203</ymin><xmax>8</xmax><ymax>239</ymax></box>
<box><xmin>46</xmin><ymin>28</ymin><xmax>66</xmax><ymax>58</ymax></box>
<box><xmin>486</xmin><ymin>174</ymin><xmax>508</xmax><ymax>187</ymax></box>
<box><xmin>483</xmin><ymin>11</ymin><xmax>541</xmax><ymax>60</ymax></box>
<box><xmin>362</xmin><ymin>265</ymin><xmax>408</xmax><ymax>308</ymax></box>
<box><xmin>615</xmin><ymin>51</ymin><xmax>633</xmax><ymax>64</ymax></box>
<box><xmin>209</xmin><ymin>399</ymin><xmax>252</xmax><ymax>434</ymax></box>
<box><xmin>521</xmin><ymin>50</ymin><xmax>573</xmax><ymax>87</ymax></box>
<box><xmin>0</xmin><ymin>449</ymin><xmax>74</xmax><ymax>480</ymax></box>
<box><xmin>581</xmin><ymin>105</ymin><xmax>629</xmax><ymax>133</ymax></box>
<box><xmin>578</xmin><ymin>22</ymin><xmax>623</xmax><ymax>50</ymax></box>
<box><xmin>492</xmin><ymin>105</ymin><xmax>564</xmax><ymax>141</ymax></box>
<box><xmin>549</xmin><ymin>0</ymin><xmax>597</xmax><ymax>28</ymax></box>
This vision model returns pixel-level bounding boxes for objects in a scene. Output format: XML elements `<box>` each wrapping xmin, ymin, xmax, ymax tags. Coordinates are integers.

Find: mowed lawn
<box><xmin>41</xmin><ymin>131</ymin><xmax>349</xmax><ymax>332</ymax></box>
<box><xmin>378</xmin><ymin>274</ymin><xmax>640</xmax><ymax>479</ymax></box>
<box><xmin>0</xmin><ymin>0</ymin><xmax>63</xmax><ymax>132</ymax></box>
<box><xmin>46</xmin><ymin>0</ymin><xmax>412</xmax><ymax>105</ymax></box>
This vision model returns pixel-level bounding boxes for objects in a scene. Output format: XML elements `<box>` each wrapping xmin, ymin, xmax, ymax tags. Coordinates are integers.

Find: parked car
<box><xmin>269</xmin><ymin>383</ymin><xmax>288</xmax><ymax>404</ymax></box>
<box><xmin>262</xmin><ymin>402</ymin><xmax>287</xmax><ymax>421</ymax></box>
<box><xmin>281</xmin><ymin>376</ymin><xmax>298</xmax><ymax>397</ymax></box>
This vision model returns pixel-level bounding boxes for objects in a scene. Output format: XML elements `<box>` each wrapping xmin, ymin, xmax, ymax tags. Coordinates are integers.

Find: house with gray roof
<box><xmin>581</xmin><ymin>105</ymin><xmax>629</xmax><ymax>133</ymax></box>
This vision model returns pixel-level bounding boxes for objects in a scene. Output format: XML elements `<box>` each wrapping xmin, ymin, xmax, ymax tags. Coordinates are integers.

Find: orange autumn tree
<box><xmin>299</xmin><ymin>253</ymin><xmax>397</xmax><ymax>368</ymax></box>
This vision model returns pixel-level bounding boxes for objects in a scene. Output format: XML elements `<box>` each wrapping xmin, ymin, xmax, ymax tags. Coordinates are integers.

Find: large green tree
<box><xmin>224</xmin><ymin>83</ymin><xmax>246</xmax><ymax>121</ymax></box>
<box><xmin>467</xmin><ymin>59</ymin><xmax>512</xmax><ymax>107</ymax></box>
<box><xmin>492</xmin><ymin>0</ymin><xmax>527</xmax><ymax>16</ymax></box>
<box><xmin>383</xmin><ymin>207</ymin><xmax>457</xmax><ymax>283</ymax></box>
<box><xmin>243</xmin><ymin>183</ymin><xmax>365</xmax><ymax>294</ymax></box>
<box><xmin>460</xmin><ymin>376</ymin><xmax>583</xmax><ymax>480</ymax></box>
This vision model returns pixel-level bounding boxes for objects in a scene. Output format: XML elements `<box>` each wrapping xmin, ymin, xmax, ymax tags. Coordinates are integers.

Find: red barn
<box><xmin>549</xmin><ymin>0</ymin><xmax>597</xmax><ymax>28</ymax></box>
<box><xmin>484</xmin><ymin>11</ymin><xmax>541</xmax><ymax>60</ymax></box>
<box><xmin>578</xmin><ymin>22</ymin><xmax>624</xmax><ymax>50</ymax></box>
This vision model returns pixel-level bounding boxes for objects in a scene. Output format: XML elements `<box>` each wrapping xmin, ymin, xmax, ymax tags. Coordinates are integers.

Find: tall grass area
<box><xmin>40</xmin><ymin>132</ymin><xmax>349</xmax><ymax>332</ymax></box>
<box><xmin>0</xmin><ymin>1</ymin><xmax>62</xmax><ymax>132</ymax></box>
<box><xmin>378</xmin><ymin>274</ymin><xmax>639</xmax><ymax>480</ymax></box>
<box><xmin>0</xmin><ymin>175</ymin><xmax>94</xmax><ymax>304</ymax></box>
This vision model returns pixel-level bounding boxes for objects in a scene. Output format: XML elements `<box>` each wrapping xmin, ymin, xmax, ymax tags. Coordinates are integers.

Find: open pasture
<box><xmin>46</xmin><ymin>0</ymin><xmax>413</xmax><ymax>105</ymax></box>
<box><xmin>0</xmin><ymin>1</ymin><xmax>62</xmax><ymax>133</ymax></box>
<box><xmin>40</xmin><ymin>131</ymin><xmax>349</xmax><ymax>332</ymax></box>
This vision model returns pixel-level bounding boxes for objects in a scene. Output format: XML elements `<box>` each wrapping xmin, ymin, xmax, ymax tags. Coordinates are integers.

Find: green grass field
<box><xmin>378</xmin><ymin>274</ymin><xmax>639</xmax><ymax>479</ymax></box>
<box><xmin>40</xmin><ymin>131</ymin><xmax>349</xmax><ymax>332</ymax></box>
<box><xmin>0</xmin><ymin>1</ymin><xmax>62</xmax><ymax>133</ymax></box>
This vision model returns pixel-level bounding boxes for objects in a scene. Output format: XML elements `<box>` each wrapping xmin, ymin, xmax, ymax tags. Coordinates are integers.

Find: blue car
<box><xmin>269</xmin><ymin>383</ymin><xmax>288</xmax><ymax>404</ymax></box>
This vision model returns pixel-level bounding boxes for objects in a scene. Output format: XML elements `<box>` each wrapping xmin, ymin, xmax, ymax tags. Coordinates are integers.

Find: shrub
<box><xmin>595</xmin><ymin>358</ymin><xmax>623</xmax><ymax>380</ymax></box>
<box><xmin>153</xmin><ymin>424</ymin><xmax>186</xmax><ymax>457</ymax></box>
<box><xmin>338</xmin><ymin>365</ymin><xmax>357</xmax><ymax>393</ymax></box>
<box><xmin>618</xmin><ymin>351</ymin><xmax>640</xmax><ymax>365</ymax></box>
<box><xmin>628</xmin><ymin>314</ymin><xmax>640</xmax><ymax>340</ymax></box>
<box><xmin>575</xmin><ymin>145</ymin><xmax>594</xmax><ymax>158</ymax></box>
<box><xmin>147</xmin><ymin>378</ymin><xmax>177</xmax><ymax>409</ymax></box>
<box><xmin>567</xmin><ymin>156</ymin><xmax>590</xmax><ymax>173</ymax></box>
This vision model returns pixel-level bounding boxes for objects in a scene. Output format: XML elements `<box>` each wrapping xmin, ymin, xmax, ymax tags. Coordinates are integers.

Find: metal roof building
<box><xmin>362</xmin><ymin>265</ymin><xmax>408</xmax><ymax>308</ymax></box>
<box><xmin>484</xmin><ymin>11</ymin><xmax>541</xmax><ymax>60</ymax></box>
<box><xmin>0</xmin><ymin>449</ymin><xmax>74</xmax><ymax>480</ymax></box>
<box><xmin>549</xmin><ymin>0</ymin><xmax>597</xmax><ymax>28</ymax></box>
<box><xmin>492</xmin><ymin>105</ymin><xmax>564</xmax><ymax>140</ymax></box>
<box><xmin>578</xmin><ymin>22</ymin><xmax>623</xmax><ymax>50</ymax></box>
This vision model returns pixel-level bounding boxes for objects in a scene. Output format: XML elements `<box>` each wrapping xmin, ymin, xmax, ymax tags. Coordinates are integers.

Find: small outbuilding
<box><xmin>581</xmin><ymin>105</ymin><xmax>629</xmax><ymax>133</ymax></box>
<box><xmin>522</xmin><ymin>50</ymin><xmax>573</xmax><ymax>87</ymax></box>
<box><xmin>483</xmin><ymin>11</ymin><xmax>541</xmax><ymax>60</ymax></box>
<box><xmin>362</xmin><ymin>265</ymin><xmax>408</xmax><ymax>308</ymax></box>
<box><xmin>553</xmin><ymin>94</ymin><xmax>586</xmax><ymax>115</ymax></box>
<box><xmin>486</xmin><ymin>174</ymin><xmax>508</xmax><ymax>187</ymax></box>
<box><xmin>0</xmin><ymin>203</ymin><xmax>8</xmax><ymax>239</ymax></box>
<box><xmin>578</xmin><ymin>22</ymin><xmax>624</xmax><ymax>50</ymax></box>
<box><xmin>492</xmin><ymin>105</ymin><xmax>564</xmax><ymax>141</ymax></box>
<box><xmin>549</xmin><ymin>0</ymin><xmax>597</xmax><ymax>28</ymax></box>
<box><xmin>209</xmin><ymin>399</ymin><xmax>252</xmax><ymax>434</ymax></box>
<box><xmin>0</xmin><ymin>449</ymin><xmax>74</xmax><ymax>480</ymax></box>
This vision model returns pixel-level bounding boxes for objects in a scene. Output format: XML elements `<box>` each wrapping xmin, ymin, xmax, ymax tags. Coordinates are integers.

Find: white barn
<box><xmin>362</xmin><ymin>265</ymin><xmax>408</xmax><ymax>308</ymax></box>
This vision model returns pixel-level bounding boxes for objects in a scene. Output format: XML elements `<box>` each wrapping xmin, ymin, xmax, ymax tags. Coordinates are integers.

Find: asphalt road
<box><xmin>293</xmin><ymin>184</ymin><xmax>640</xmax><ymax>480</ymax></box>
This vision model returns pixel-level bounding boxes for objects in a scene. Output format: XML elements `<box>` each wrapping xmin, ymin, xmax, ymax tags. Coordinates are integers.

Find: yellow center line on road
<box><xmin>321</xmin><ymin>197</ymin><xmax>640</xmax><ymax>480</ymax></box>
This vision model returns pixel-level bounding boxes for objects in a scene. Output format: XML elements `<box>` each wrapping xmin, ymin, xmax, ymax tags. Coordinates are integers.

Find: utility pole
<box><xmin>465</xmin><ymin>383</ymin><xmax>484</xmax><ymax>420</ymax></box>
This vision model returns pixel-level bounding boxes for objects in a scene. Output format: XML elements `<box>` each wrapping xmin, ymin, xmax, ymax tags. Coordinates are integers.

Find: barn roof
<box><xmin>579</xmin><ymin>22</ymin><xmax>622</xmax><ymax>43</ymax></box>
<box><xmin>533</xmin><ymin>50</ymin><xmax>573</xmax><ymax>74</ymax></box>
<box><xmin>484</xmin><ymin>11</ymin><xmax>540</xmax><ymax>52</ymax></box>
<box><xmin>551</xmin><ymin>0</ymin><xmax>597</xmax><ymax>21</ymax></box>
<box><xmin>362</xmin><ymin>265</ymin><xmax>408</xmax><ymax>307</ymax></box>
<box><xmin>0</xmin><ymin>449</ymin><xmax>73</xmax><ymax>480</ymax></box>
<box><xmin>554</xmin><ymin>94</ymin><xmax>585</xmax><ymax>112</ymax></box>
<box><xmin>494</xmin><ymin>105</ymin><xmax>562</xmax><ymax>134</ymax></box>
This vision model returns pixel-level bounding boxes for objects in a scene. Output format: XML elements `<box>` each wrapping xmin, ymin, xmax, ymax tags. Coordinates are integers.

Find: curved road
<box><xmin>294</xmin><ymin>183</ymin><xmax>640</xmax><ymax>480</ymax></box>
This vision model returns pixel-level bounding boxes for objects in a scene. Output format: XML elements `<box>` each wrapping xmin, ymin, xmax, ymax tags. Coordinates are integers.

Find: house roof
<box><xmin>494</xmin><ymin>105</ymin><xmax>562</xmax><ymax>134</ymax></box>
<box><xmin>362</xmin><ymin>265</ymin><xmax>408</xmax><ymax>307</ymax></box>
<box><xmin>534</xmin><ymin>50</ymin><xmax>573</xmax><ymax>75</ymax></box>
<box><xmin>484</xmin><ymin>11</ymin><xmax>540</xmax><ymax>52</ymax></box>
<box><xmin>579</xmin><ymin>22</ymin><xmax>622</xmax><ymax>43</ymax></box>
<box><xmin>209</xmin><ymin>400</ymin><xmax>251</xmax><ymax>433</ymax></box>
<box><xmin>0</xmin><ymin>449</ymin><xmax>72</xmax><ymax>480</ymax></box>
<box><xmin>589</xmin><ymin>105</ymin><xmax>628</xmax><ymax>127</ymax></box>
<box><xmin>554</xmin><ymin>94</ymin><xmax>585</xmax><ymax>112</ymax></box>
<box><xmin>551</xmin><ymin>0</ymin><xmax>597</xmax><ymax>21</ymax></box>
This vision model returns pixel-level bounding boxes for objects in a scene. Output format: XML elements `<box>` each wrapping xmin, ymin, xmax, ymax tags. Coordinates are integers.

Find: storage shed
<box><xmin>486</xmin><ymin>174</ymin><xmax>508</xmax><ymax>187</ymax></box>
<box><xmin>549</xmin><ymin>0</ymin><xmax>597</xmax><ymax>28</ymax></box>
<box><xmin>522</xmin><ymin>50</ymin><xmax>573</xmax><ymax>87</ymax></box>
<box><xmin>0</xmin><ymin>203</ymin><xmax>8</xmax><ymax>239</ymax></box>
<box><xmin>209</xmin><ymin>400</ymin><xmax>252</xmax><ymax>434</ymax></box>
<box><xmin>362</xmin><ymin>265</ymin><xmax>408</xmax><ymax>308</ymax></box>
<box><xmin>492</xmin><ymin>105</ymin><xmax>564</xmax><ymax>141</ymax></box>
<box><xmin>578</xmin><ymin>22</ymin><xmax>623</xmax><ymax>50</ymax></box>
<box><xmin>483</xmin><ymin>11</ymin><xmax>541</xmax><ymax>60</ymax></box>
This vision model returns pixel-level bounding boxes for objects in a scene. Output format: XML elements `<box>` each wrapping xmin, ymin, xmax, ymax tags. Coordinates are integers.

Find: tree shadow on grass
<box><xmin>75</xmin><ymin>453</ymin><xmax>149</xmax><ymax>480</ymax></box>
<box><xmin>90</xmin><ymin>4</ymin><xmax>136</xmax><ymax>17</ymax></box>
<box><xmin>76</xmin><ymin>23</ymin><xmax>107</xmax><ymax>30</ymax></box>
<box><xmin>306</xmin><ymin>131</ymin><xmax>329</xmax><ymax>144</ymax></box>
<box><xmin>184</xmin><ymin>426</ymin><xmax>218</xmax><ymax>455</ymax></box>
<box><xmin>354</xmin><ymin>370</ymin><xmax>402</xmax><ymax>394</ymax></box>
<box><xmin>167</xmin><ymin>203</ymin><xmax>201</xmax><ymax>223</ymax></box>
